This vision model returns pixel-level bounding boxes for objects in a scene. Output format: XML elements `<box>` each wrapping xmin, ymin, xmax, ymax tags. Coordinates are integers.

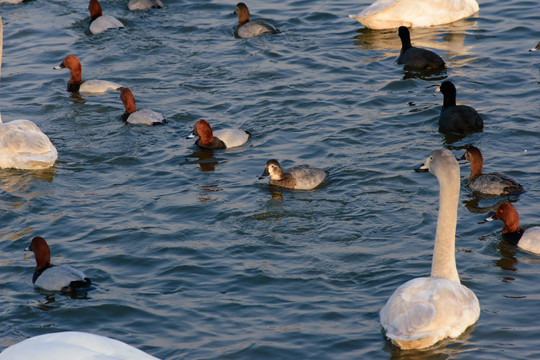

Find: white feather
<box><xmin>349</xmin><ymin>0</ymin><xmax>479</xmax><ymax>29</ymax></box>
<box><xmin>0</xmin><ymin>331</ymin><xmax>160</xmax><ymax>360</ymax></box>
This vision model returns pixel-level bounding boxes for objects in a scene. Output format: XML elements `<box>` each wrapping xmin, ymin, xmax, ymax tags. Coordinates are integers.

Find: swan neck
<box><xmin>431</xmin><ymin>173</ymin><xmax>460</xmax><ymax>283</ymax></box>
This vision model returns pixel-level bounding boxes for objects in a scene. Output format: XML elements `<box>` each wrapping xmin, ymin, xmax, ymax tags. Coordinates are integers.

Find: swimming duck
<box><xmin>460</xmin><ymin>146</ymin><xmax>523</xmax><ymax>196</ymax></box>
<box><xmin>128</xmin><ymin>0</ymin><xmax>163</xmax><ymax>10</ymax></box>
<box><xmin>397</xmin><ymin>26</ymin><xmax>445</xmax><ymax>70</ymax></box>
<box><xmin>187</xmin><ymin>119</ymin><xmax>250</xmax><ymax>149</ymax></box>
<box><xmin>438</xmin><ymin>81</ymin><xmax>483</xmax><ymax>133</ymax></box>
<box><xmin>54</xmin><ymin>55</ymin><xmax>123</xmax><ymax>94</ymax></box>
<box><xmin>380</xmin><ymin>149</ymin><xmax>480</xmax><ymax>349</ymax></box>
<box><xmin>235</xmin><ymin>2</ymin><xmax>280</xmax><ymax>38</ymax></box>
<box><xmin>119</xmin><ymin>88</ymin><xmax>165</xmax><ymax>125</ymax></box>
<box><xmin>348</xmin><ymin>0</ymin><xmax>479</xmax><ymax>30</ymax></box>
<box><xmin>0</xmin><ymin>331</ymin><xmax>160</xmax><ymax>360</ymax></box>
<box><xmin>0</xmin><ymin>15</ymin><xmax>57</xmax><ymax>170</ymax></box>
<box><xmin>25</xmin><ymin>236</ymin><xmax>91</xmax><ymax>292</ymax></box>
<box><xmin>486</xmin><ymin>202</ymin><xmax>540</xmax><ymax>254</ymax></box>
<box><xmin>530</xmin><ymin>41</ymin><xmax>540</xmax><ymax>52</ymax></box>
<box><xmin>88</xmin><ymin>0</ymin><xmax>124</xmax><ymax>34</ymax></box>
<box><xmin>259</xmin><ymin>159</ymin><xmax>328</xmax><ymax>190</ymax></box>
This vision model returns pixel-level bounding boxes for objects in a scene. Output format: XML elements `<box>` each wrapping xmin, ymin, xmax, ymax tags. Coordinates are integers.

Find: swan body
<box><xmin>259</xmin><ymin>159</ymin><xmax>328</xmax><ymax>190</ymax></box>
<box><xmin>348</xmin><ymin>0</ymin><xmax>479</xmax><ymax>30</ymax></box>
<box><xmin>0</xmin><ymin>331</ymin><xmax>160</xmax><ymax>360</ymax></box>
<box><xmin>0</xmin><ymin>120</ymin><xmax>58</xmax><ymax>169</ymax></box>
<box><xmin>380</xmin><ymin>149</ymin><xmax>480</xmax><ymax>349</ymax></box>
<box><xmin>128</xmin><ymin>0</ymin><xmax>163</xmax><ymax>10</ymax></box>
<box><xmin>0</xmin><ymin>16</ymin><xmax>57</xmax><ymax>169</ymax></box>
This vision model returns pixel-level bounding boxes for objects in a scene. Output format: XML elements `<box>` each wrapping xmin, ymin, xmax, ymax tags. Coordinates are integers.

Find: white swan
<box><xmin>349</xmin><ymin>0</ymin><xmax>479</xmax><ymax>30</ymax></box>
<box><xmin>0</xmin><ymin>331</ymin><xmax>160</xmax><ymax>360</ymax></box>
<box><xmin>0</xmin><ymin>16</ymin><xmax>57</xmax><ymax>170</ymax></box>
<box><xmin>380</xmin><ymin>149</ymin><xmax>480</xmax><ymax>349</ymax></box>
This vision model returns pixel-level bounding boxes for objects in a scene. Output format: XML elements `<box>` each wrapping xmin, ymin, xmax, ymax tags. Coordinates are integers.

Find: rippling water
<box><xmin>0</xmin><ymin>0</ymin><xmax>539</xmax><ymax>358</ymax></box>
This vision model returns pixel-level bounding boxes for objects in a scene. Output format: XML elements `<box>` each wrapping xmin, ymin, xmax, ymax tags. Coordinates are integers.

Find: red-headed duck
<box><xmin>348</xmin><ymin>0</ymin><xmax>479</xmax><ymax>30</ymax></box>
<box><xmin>25</xmin><ymin>236</ymin><xmax>91</xmax><ymax>292</ymax></box>
<box><xmin>187</xmin><ymin>119</ymin><xmax>250</xmax><ymax>149</ymax></box>
<box><xmin>88</xmin><ymin>0</ymin><xmax>124</xmax><ymax>34</ymax></box>
<box><xmin>0</xmin><ymin>15</ymin><xmax>57</xmax><ymax>170</ymax></box>
<box><xmin>459</xmin><ymin>146</ymin><xmax>524</xmax><ymax>196</ymax></box>
<box><xmin>235</xmin><ymin>2</ymin><xmax>280</xmax><ymax>38</ymax></box>
<box><xmin>397</xmin><ymin>26</ymin><xmax>445</xmax><ymax>70</ymax></box>
<box><xmin>438</xmin><ymin>81</ymin><xmax>483</xmax><ymax>134</ymax></box>
<box><xmin>259</xmin><ymin>159</ymin><xmax>328</xmax><ymax>190</ymax></box>
<box><xmin>54</xmin><ymin>55</ymin><xmax>123</xmax><ymax>94</ymax></box>
<box><xmin>381</xmin><ymin>149</ymin><xmax>479</xmax><ymax>349</ymax></box>
<box><xmin>120</xmin><ymin>88</ymin><xmax>165</xmax><ymax>125</ymax></box>
<box><xmin>486</xmin><ymin>202</ymin><xmax>540</xmax><ymax>253</ymax></box>
<box><xmin>0</xmin><ymin>331</ymin><xmax>160</xmax><ymax>360</ymax></box>
<box><xmin>530</xmin><ymin>41</ymin><xmax>540</xmax><ymax>52</ymax></box>
<box><xmin>128</xmin><ymin>0</ymin><xmax>163</xmax><ymax>10</ymax></box>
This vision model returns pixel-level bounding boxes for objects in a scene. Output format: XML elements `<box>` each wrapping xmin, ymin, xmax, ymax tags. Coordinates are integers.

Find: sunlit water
<box><xmin>0</xmin><ymin>0</ymin><xmax>539</xmax><ymax>359</ymax></box>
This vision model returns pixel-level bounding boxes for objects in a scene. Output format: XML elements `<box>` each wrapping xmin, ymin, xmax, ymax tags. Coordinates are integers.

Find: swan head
<box><xmin>414</xmin><ymin>149</ymin><xmax>459</xmax><ymax>181</ymax></box>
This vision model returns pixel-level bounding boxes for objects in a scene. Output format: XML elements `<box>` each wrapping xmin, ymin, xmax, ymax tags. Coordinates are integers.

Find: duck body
<box><xmin>0</xmin><ymin>331</ymin><xmax>160</xmax><ymax>360</ymax></box>
<box><xmin>461</xmin><ymin>146</ymin><xmax>523</xmax><ymax>196</ymax></box>
<box><xmin>88</xmin><ymin>0</ymin><xmax>124</xmax><ymax>35</ymax></box>
<box><xmin>259</xmin><ymin>160</ymin><xmax>328</xmax><ymax>190</ymax></box>
<box><xmin>123</xmin><ymin>109</ymin><xmax>165</xmax><ymax>126</ymax></box>
<box><xmin>26</xmin><ymin>237</ymin><xmax>91</xmax><ymax>293</ymax></box>
<box><xmin>0</xmin><ymin>119</ymin><xmax>57</xmax><ymax>169</ymax></box>
<box><xmin>380</xmin><ymin>277</ymin><xmax>480</xmax><ymax>349</ymax></box>
<box><xmin>33</xmin><ymin>264</ymin><xmax>91</xmax><ymax>292</ymax></box>
<box><xmin>128</xmin><ymin>0</ymin><xmax>163</xmax><ymax>10</ymax></box>
<box><xmin>54</xmin><ymin>55</ymin><xmax>123</xmax><ymax>94</ymax></box>
<box><xmin>235</xmin><ymin>2</ymin><xmax>280</xmax><ymax>39</ymax></box>
<box><xmin>348</xmin><ymin>0</ymin><xmax>479</xmax><ymax>30</ymax></box>
<box><xmin>89</xmin><ymin>15</ymin><xmax>124</xmax><ymax>34</ymax></box>
<box><xmin>237</xmin><ymin>20</ymin><xmax>279</xmax><ymax>39</ymax></box>
<box><xmin>120</xmin><ymin>88</ymin><xmax>165</xmax><ymax>125</ymax></box>
<box><xmin>438</xmin><ymin>81</ymin><xmax>483</xmax><ymax>134</ymax></box>
<box><xmin>468</xmin><ymin>173</ymin><xmax>523</xmax><ymax>195</ymax></box>
<box><xmin>188</xmin><ymin>119</ymin><xmax>250</xmax><ymax>149</ymax></box>
<box><xmin>380</xmin><ymin>149</ymin><xmax>480</xmax><ymax>349</ymax></box>
<box><xmin>397</xmin><ymin>27</ymin><xmax>445</xmax><ymax>70</ymax></box>
<box><xmin>486</xmin><ymin>203</ymin><xmax>540</xmax><ymax>254</ymax></box>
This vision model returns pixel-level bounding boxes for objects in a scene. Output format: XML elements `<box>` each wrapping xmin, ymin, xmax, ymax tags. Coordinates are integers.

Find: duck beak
<box><xmin>53</xmin><ymin>62</ymin><xmax>65</xmax><ymax>70</ymax></box>
<box><xmin>457</xmin><ymin>153</ymin><xmax>467</xmax><ymax>161</ymax></box>
<box><xmin>258</xmin><ymin>168</ymin><xmax>269</xmax><ymax>180</ymax></box>
<box><xmin>186</xmin><ymin>133</ymin><xmax>195</xmax><ymax>139</ymax></box>
<box><xmin>485</xmin><ymin>210</ymin><xmax>497</xmax><ymax>222</ymax></box>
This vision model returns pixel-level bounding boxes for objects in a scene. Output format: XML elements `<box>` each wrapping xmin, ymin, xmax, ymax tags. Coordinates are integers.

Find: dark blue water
<box><xmin>0</xmin><ymin>0</ymin><xmax>539</xmax><ymax>358</ymax></box>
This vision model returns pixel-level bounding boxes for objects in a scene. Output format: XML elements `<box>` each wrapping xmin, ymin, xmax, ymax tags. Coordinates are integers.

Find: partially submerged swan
<box><xmin>348</xmin><ymin>0</ymin><xmax>479</xmax><ymax>30</ymax></box>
